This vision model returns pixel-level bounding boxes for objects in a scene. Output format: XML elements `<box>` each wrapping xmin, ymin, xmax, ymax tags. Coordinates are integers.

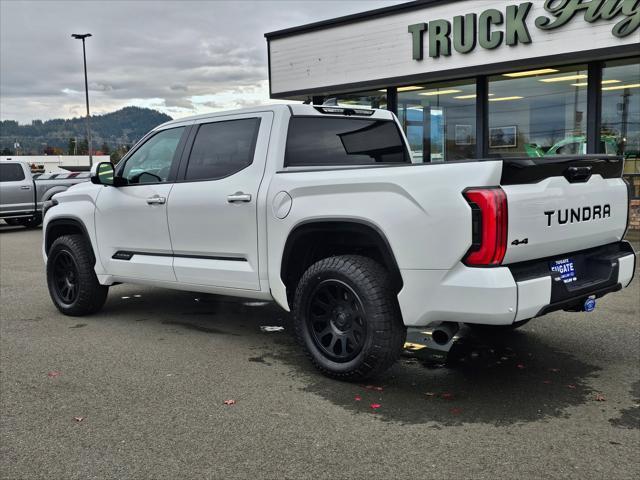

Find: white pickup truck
<box><xmin>42</xmin><ymin>104</ymin><xmax>636</xmax><ymax>380</ymax></box>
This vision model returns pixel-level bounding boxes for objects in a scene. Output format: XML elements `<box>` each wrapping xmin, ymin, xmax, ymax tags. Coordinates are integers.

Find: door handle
<box><xmin>20</xmin><ymin>185</ymin><xmax>31</xmax><ymax>190</ymax></box>
<box><xmin>227</xmin><ymin>192</ymin><xmax>252</xmax><ymax>203</ymax></box>
<box><xmin>146</xmin><ymin>196</ymin><xmax>166</xmax><ymax>205</ymax></box>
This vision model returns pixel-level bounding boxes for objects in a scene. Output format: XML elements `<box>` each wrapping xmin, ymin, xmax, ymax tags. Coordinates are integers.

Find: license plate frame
<box><xmin>549</xmin><ymin>257</ymin><xmax>578</xmax><ymax>284</ymax></box>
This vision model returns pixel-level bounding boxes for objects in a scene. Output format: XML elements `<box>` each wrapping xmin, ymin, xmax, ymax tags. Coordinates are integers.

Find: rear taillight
<box><xmin>462</xmin><ymin>187</ymin><xmax>508</xmax><ymax>267</ymax></box>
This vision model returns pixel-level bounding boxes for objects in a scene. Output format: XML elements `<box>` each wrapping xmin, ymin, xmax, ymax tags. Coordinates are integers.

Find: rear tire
<box><xmin>46</xmin><ymin>234</ymin><xmax>108</xmax><ymax>316</ymax></box>
<box><xmin>293</xmin><ymin>255</ymin><xmax>405</xmax><ymax>381</ymax></box>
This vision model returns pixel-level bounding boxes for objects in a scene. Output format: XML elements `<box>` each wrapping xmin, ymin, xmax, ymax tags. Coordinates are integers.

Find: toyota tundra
<box><xmin>42</xmin><ymin>104</ymin><xmax>636</xmax><ymax>380</ymax></box>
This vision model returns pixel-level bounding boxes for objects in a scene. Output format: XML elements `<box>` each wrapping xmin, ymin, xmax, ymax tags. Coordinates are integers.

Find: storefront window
<box><xmin>600</xmin><ymin>57</ymin><xmax>640</xmax><ymax>197</ymax></box>
<box><xmin>397</xmin><ymin>80</ymin><xmax>476</xmax><ymax>162</ymax></box>
<box><xmin>488</xmin><ymin>65</ymin><xmax>588</xmax><ymax>157</ymax></box>
<box><xmin>332</xmin><ymin>90</ymin><xmax>387</xmax><ymax>109</ymax></box>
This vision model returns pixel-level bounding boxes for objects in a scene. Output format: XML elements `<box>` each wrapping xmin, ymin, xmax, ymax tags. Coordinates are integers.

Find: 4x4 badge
<box><xmin>511</xmin><ymin>238</ymin><xmax>529</xmax><ymax>246</ymax></box>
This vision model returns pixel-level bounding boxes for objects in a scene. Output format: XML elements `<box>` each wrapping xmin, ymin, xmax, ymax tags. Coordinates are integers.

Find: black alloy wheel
<box><xmin>51</xmin><ymin>250</ymin><xmax>80</xmax><ymax>305</ymax></box>
<box><xmin>307</xmin><ymin>279</ymin><xmax>367</xmax><ymax>362</ymax></box>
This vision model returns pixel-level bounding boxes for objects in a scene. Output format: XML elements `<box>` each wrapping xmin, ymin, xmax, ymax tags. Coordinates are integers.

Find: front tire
<box><xmin>46</xmin><ymin>234</ymin><xmax>108</xmax><ymax>316</ymax></box>
<box><xmin>293</xmin><ymin>255</ymin><xmax>405</xmax><ymax>381</ymax></box>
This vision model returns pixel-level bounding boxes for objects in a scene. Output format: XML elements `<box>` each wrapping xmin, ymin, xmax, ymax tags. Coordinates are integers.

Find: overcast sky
<box><xmin>0</xmin><ymin>0</ymin><xmax>402</xmax><ymax>123</ymax></box>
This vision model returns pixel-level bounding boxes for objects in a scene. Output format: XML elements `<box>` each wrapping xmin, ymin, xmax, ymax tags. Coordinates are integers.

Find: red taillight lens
<box><xmin>462</xmin><ymin>187</ymin><xmax>508</xmax><ymax>267</ymax></box>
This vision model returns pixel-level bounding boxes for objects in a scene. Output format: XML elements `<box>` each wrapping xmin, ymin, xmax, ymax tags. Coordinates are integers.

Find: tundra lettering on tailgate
<box><xmin>544</xmin><ymin>204</ymin><xmax>611</xmax><ymax>227</ymax></box>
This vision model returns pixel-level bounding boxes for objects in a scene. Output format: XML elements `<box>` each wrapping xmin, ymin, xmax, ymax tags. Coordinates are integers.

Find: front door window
<box><xmin>120</xmin><ymin>127</ymin><xmax>185</xmax><ymax>184</ymax></box>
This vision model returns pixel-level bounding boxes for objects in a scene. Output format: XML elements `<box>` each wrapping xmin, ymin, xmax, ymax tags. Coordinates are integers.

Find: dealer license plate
<box><xmin>549</xmin><ymin>258</ymin><xmax>577</xmax><ymax>284</ymax></box>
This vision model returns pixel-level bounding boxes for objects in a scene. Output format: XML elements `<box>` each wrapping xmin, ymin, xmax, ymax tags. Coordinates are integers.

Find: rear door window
<box><xmin>184</xmin><ymin>118</ymin><xmax>261</xmax><ymax>181</ymax></box>
<box><xmin>0</xmin><ymin>163</ymin><xmax>26</xmax><ymax>182</ymax></box>
<box><xmin>285</xmin><ymin>117</ymin><xmax>410</xmax><ymax>167</ymax></box>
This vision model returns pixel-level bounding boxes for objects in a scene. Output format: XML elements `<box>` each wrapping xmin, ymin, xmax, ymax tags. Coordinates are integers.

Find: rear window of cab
<box><xmin>285</xmin><ymin>117</ymin><xmax>410</xmax><ymax>167</ymax></box>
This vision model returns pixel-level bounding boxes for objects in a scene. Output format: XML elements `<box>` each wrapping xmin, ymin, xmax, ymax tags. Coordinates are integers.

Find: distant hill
<box><xmin>0</xmin><ymin>107</ymin><xmax>173</xmax><ymax>154</ymax></box>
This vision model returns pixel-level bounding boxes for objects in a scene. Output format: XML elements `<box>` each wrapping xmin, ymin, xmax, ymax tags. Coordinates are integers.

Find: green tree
<box><xmin>67</xmin><ymin>138</ymin><xmax>76</xmax><ymax>155</ymax></box>
<box><xmin>110</xmin><ymin>150</ymin><xmax>122</xmax><ymax>164</ymax></box>
<box><xmin>78</xmin><ymin>138</ymin><xmax>89</xmax><ymax>155</ymax></box>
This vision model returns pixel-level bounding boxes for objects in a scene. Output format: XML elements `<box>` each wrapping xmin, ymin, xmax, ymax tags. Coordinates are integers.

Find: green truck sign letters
<box><xmin>409</xmin><ymin>0</ymin><xmax>640</xmax><ymax>60</ymax></box>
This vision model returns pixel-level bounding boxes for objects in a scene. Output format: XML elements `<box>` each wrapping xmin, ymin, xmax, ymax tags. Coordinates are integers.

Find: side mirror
<box><xmin>91</xmin><ymin>162</ymin><xmax>115</xmax><ymax>186</ymax></box>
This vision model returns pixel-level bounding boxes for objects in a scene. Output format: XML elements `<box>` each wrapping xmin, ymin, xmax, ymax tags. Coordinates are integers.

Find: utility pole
<box><xmin>71</xmin><ymin>33</ymin><xmax>93</xmax><ymax>166</ymax></box>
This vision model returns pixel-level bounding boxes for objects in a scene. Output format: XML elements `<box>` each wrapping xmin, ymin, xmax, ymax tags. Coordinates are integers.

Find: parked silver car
<box><xmin>0</xmin><ymin>160</ymin><xmax>90</xmax><ymax>228</ymax></box>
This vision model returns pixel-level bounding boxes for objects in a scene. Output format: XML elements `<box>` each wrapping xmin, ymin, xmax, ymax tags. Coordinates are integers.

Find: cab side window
<box><xmin>120</xmin><ymin>127</ymin><xmax>185</xmax><ymax>184</ymax></box>
<box><xmin>0</xmin><ymin>164</ymin><xmax>26</xmax><ymax>182</ymax></box>
<box><xmin>184</xmin><ymin>118</ymin><xmax>260</xmax><ymax>181</ymax></box>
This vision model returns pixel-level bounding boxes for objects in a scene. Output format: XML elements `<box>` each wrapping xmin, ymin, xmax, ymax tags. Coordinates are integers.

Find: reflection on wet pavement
<box><xmin>104</xmin><ymin>288</ymin><xmax>631</xmax><ymax>427</ymax></box>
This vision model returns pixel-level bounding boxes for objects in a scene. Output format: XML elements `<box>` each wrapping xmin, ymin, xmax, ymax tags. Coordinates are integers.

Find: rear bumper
<box><xmin>397</xmin><ymin>241</ymin><xmax>636</xmax><ymax>327</ymax></box>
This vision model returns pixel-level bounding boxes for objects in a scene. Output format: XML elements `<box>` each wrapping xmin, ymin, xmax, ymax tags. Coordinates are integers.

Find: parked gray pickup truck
<box><xmin>0</xmin><ymin>160</ymin><xmax>90</xmax><ymax>228</ymax></box>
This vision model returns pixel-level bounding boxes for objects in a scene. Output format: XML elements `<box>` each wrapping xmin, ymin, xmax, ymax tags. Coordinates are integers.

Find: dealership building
<box><xmin>265</xmin><ymin>0</ymin><xmax>640</xmax><ymax>226</ymax></box>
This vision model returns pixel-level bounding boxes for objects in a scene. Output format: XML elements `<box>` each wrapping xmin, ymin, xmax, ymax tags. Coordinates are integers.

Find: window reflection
<box><xmin>332</xmin><ymin>90</ymin><xmax>387</xmax><ymax>109</ymax></box>
<box><xmin>488</xmin><ymin>65</ymin><xmax>588</xmax><ymax>157</ymax></box>
<box><xmin>397</xmin><ymin>80</ymin><xmax>476</xmax><ymax>162</ymax></box>
<box><xmin>601</xmin><ymin>57</ymin><xmax>640</xmax><ymax>198</ymax></box>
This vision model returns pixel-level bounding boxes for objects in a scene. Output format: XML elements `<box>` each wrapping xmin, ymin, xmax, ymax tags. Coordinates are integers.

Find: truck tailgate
<box><xmin>500</xmin><ymin>156</ymin><xmax>628</xmax><ymax>264</ymax></box>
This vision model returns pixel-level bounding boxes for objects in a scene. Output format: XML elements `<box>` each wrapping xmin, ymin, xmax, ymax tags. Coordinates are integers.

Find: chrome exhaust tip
<box><xmin>405</xmin><ymin>322</ymin><xmax>461</xmax><ymax>353</ymax></box>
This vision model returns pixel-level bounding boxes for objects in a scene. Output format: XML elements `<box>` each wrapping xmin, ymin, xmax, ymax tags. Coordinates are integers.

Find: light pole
<box><xmin>71</xmin><ymin>33</ymin><xmax>92</xmax><ymax>166</ymax></box>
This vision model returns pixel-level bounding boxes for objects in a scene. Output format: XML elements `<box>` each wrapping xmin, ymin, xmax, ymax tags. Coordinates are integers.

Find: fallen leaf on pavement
<box><xmin>73</xmin><ymin>416</ymin><xmax>84</xmax><ymax>422</ymax></box>
<box><xmin>595</xmin><ymin>393</ymin><xmax>606</xmax><ymax>401</ymax></box>
<box><xmin>370</xmin><ymin>403</ymin><xmax>381</xmax><ymax>410</ymax></box>
<box><xmin>223</xmin><ymin>399</ymin><xmax>236</xmax><ymax>405</ymax></box>
<box><xmin>47</xmin><ymin>371</ymin><xmax>61</xmax><ymax>378</ymax></box>
<box><xmin>567</xmin><ymin>384</ymin><xmax>576</xmax><ymax>389</ymax></box>
<box><xmin>373</xmin><ymin>386</ymin><xmax>384</xmax><ymax>392</ymax></box>
<box><xmin>424</xmin><ymin>392</ymin><xmax>435</xmax><ymax>398</ymax></box>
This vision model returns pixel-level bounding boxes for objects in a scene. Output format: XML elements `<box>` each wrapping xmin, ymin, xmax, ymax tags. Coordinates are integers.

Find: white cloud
<box><xmin>1</xmin><ymin>0</ymin><xmax>403</xmax><ymax>123</ymax></box>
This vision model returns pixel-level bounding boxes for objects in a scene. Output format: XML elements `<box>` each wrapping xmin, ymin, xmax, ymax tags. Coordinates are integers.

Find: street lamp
<box><xmin>71</xmin><ymin>33</ymin><xmax>92</xmax><ymax>166</ymax></box>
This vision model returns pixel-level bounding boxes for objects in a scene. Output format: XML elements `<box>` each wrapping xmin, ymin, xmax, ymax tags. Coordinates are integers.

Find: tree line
<box><xmin>0</xmin><ymin>106</ymin><xmax>172</xmax><ymax>163</ymax></box>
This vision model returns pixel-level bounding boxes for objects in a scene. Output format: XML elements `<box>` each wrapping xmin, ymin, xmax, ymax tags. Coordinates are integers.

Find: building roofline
<box><xmin>264</xmin><ymin>0</ymin><xmax>451</xmax><ymax>40</ymax></box>
<box><xmin>268</xmin><ymin>45</ymin><xmax>640</xmax><ymax>99</ymax></box>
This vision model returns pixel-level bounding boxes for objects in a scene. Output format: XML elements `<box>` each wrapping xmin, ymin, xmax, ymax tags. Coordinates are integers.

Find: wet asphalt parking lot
<box><xmin>1</xmin><ymin>224</ymin><xmax>639</xmax><ymax>479</ymax></box>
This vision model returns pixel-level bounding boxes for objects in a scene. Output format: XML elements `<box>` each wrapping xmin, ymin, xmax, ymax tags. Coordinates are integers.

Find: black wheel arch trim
<box><xmin>280</xmin><ymin>218</ymin><xmax>404</xmax><ymax>293</ymax></box>
<box><xmin>45</xmin><ymin>217</ymin><xmax>93</xmax><ymax>256</ymax></box>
